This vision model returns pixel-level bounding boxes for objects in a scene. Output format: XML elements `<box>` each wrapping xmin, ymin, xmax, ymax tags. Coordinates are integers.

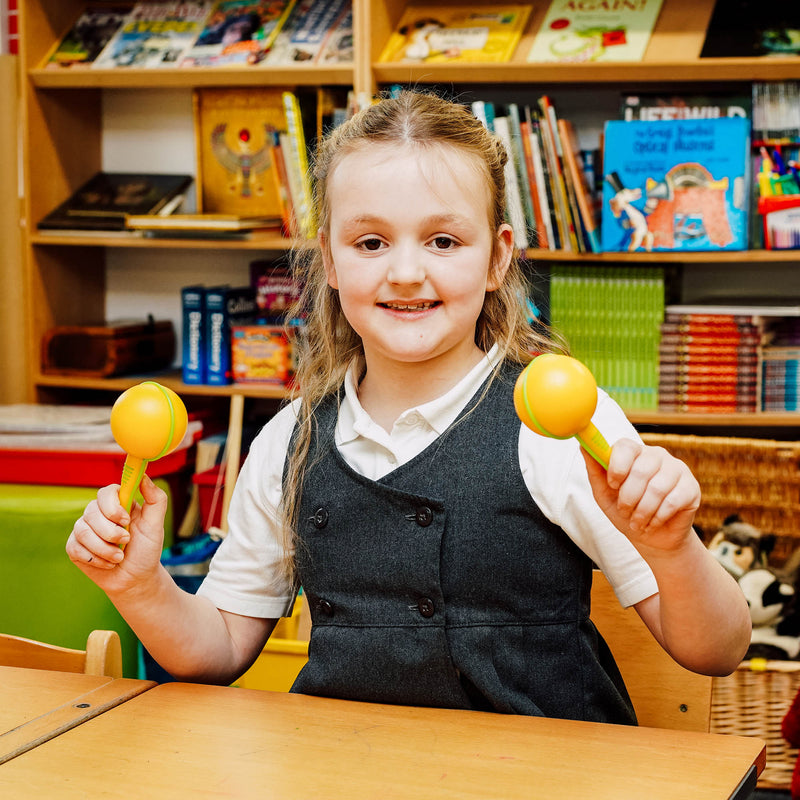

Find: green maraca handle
<box><xmin>575</xmin><ymin>421</ymin><xmax>612</xmax><ymax>470</ymax></box>
<box><xmin>119</xmin><ymin>453</ymin><xmax>148</xmax><ymax>518</ymax></box>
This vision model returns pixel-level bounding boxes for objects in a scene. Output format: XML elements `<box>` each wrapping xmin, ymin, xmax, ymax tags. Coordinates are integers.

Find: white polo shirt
<box><xmin>198</xmin><ymin>347</ymin><xmax>658</xmax><ymax>619</ymax></box>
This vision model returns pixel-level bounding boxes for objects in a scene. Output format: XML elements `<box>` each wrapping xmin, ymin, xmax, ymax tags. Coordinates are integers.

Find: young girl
<box><xmin>67</xmin><ymin>90</ymin><xmax>750</xmax><ymax>723</ymax></box>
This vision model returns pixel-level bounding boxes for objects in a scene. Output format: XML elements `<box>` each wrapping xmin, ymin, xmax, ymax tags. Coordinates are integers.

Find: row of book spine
<box><xmin>472</xmin><ymin>97</ymin><xmax>599</xmax><ymax>253</ymax></box>
<box><xmin>548</xmin><ymin>266</ymin><xmax>665</xmax><ymax>410</ymax></box>
<box><xmin>657</xmin><ymin>312</ymin><xmax>761</xmax><ymax>414</ymax></box>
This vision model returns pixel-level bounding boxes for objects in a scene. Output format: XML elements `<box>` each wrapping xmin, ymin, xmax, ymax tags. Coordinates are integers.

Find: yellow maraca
<box><xmin>514</xmin><ymin>353</ymin><xmax>612</xmax><ymax>469</ymax></box>
<box><xmin>110</xmin><ymin>381</ymin><xmax>188</xmax><ymax>516</ymax></box>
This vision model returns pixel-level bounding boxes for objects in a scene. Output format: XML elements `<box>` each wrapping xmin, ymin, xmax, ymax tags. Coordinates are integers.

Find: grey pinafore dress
<box><xmin>288</xmin><ymin>362</ymin><xmax>636</xmax><ymax>724</ymax></box>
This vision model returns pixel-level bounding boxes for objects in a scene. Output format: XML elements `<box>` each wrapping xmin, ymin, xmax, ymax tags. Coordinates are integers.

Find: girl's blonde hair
<box><xmin>280</xmin><ymin>89</ymin><xmax>557</xmax><ymax>581</ymax></box>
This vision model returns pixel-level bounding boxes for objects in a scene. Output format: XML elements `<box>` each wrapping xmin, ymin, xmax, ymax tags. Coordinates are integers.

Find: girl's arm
<box><xmin>67</xmin><ymin>475</ymin><xmax>274</xmax><ymax>684</ymax></box>
<box><xmin>582</xmin><ymin>442</ymin><xmax>751</xmax><ymax>676</ymax></box>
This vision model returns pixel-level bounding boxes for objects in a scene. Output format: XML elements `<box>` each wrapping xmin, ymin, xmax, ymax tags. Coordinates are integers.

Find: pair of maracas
<box><xmin>109</xmin><ymin>354</ymin><xmax>609</xmax><ymax>519</ymax></box>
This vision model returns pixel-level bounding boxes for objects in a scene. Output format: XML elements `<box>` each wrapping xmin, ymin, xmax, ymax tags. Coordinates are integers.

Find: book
<box><xmin>620</xmin><ymin>92</ymin><xmax>752</xmax><ymax>123</ymax></box>
<box><xmin>261</xmin><ymin>0</ymin><xmax>351</xmax><ymax>65</ymax></box>
<box><xmin>38</xmin><ymin>172</ymin><xmax>193</xmax><ymax>232</ymax></box>
<box><xmin>205</xmin><ymin>285</ymin><xmax>258</xmax><ymax>385</ymax></box>
<box><xmin>41</xmin><ymin>3</ymin><xmax>133</xmax><ymax>68</ymax></box>
<box><xmin>180</xmin><ymin>0</ymin><xmax>298</xmax><ymax>67</ymax></box>
<box><xmin>601</xmin><ymin>117</ymin><xmax>751</xmax><ymax>253</ymax></box>
<box><xmin>281</xmin><ymin>90</ymin><xmax>315</xmax><ymax>239</ymax></box>
<box><xmin>527</xmin><ymin>0</ymin><xmax>664</xmax><ymax>63</ymax></box>
<box><xmin>378</xmin><ymin>4</ymin><xmax>532</xmax><ymax>63</ymax></box>
<box><xmin>315</xmin><ymin>3</ymin><xmax>353</xmax><ymax>64</ymax></box>
<box><xmin>92</xmin><ymin>1</ymin><xmax>215</xmax><ymax>68</ymax></box>
<box><xmin>125</xmin><ymin>212</ymin><xmax>281</xmax><ymax>231</ymax></box>
<box><xmin>493</xmin><ymin>115</ymin><xmax>529</xmax><ymax>250</ymax></box>
<box><xmin>701</xmin><ymin>0</ymin><xmax>800</xmax><ymax>58</ymax></box>
<box><xmin>193</xmin><ymin>87</ymin><xmax>287</xmax><ymax>219</ymax></box>
<box><xmin>557</xmin><ymin>117</ymin><xmax>600</xmax><ymax>252</ymax></box>
<box><xmin>181</xmin><ymin>285</ymin><xmax>207</xmax><ymax>385</ymax></box>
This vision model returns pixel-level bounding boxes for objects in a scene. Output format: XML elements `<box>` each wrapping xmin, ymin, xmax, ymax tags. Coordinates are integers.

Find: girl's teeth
<box><xmin>387</xmin><ymin>302</ymin><xmax>433</xmax><ymax>310</ymax></box>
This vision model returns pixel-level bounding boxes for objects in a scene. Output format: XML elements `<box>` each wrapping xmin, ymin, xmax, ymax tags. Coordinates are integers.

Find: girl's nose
<box><xmin>386</xmin><ymin>244</ymin><xmax>426</xmax><ymax>285</ymax></box>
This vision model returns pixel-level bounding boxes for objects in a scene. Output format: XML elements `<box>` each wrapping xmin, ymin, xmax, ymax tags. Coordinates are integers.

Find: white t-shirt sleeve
<box><xmin>519</xmin><ymin>388</ymin><xmax>658</xmax><ymax>608</ymax></box>
<box><xmin>196</xmin><ymin>400</ymin><xmax>299</xmax><ymax>619</ymax></box>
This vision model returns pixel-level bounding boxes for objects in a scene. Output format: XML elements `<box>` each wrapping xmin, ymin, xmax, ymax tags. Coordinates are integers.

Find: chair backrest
<box><xmin>590</xmin><ymin>570</ymin><xmax>712</xmax><ymax>731</ymax></box>
<box><xmin>0</xmin><ymin>630</ymin><xmax>123</xmax><ymax>678</ymax></box>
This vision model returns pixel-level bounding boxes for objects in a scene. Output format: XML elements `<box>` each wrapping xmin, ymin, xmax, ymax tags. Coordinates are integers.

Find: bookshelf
<box><xmin>15</xmin><ymin>0</ymin><xmax>800</xmax><ymax>428</ymax></box>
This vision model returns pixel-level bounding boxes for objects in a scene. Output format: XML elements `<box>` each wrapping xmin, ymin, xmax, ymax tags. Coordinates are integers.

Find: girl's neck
<box><xmin>357</xmin><ymin>346</ymin><xmax>487</xmax><ymax>432</ymax></box>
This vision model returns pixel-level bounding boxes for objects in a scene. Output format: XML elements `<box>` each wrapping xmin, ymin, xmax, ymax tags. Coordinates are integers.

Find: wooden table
<box><xmin>0</xmin><ymin>665</ymin><xmax>154</xmax><ymax>766</ymax></box>
<box><xmin>0</xmin><ymin>681</ymin><xmax>765</xmax><ymax>799</ymax></box>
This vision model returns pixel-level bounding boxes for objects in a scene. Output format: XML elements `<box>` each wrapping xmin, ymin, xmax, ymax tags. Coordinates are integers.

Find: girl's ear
<box><xmin>486</xmin><ymin>223</ymin><xmax>514</xmax><ymax>292</ymax></box>
<box><xmin>319</xmin><ymin>231</ymin><xmax>339</xmax><ymax>289</ymax></box>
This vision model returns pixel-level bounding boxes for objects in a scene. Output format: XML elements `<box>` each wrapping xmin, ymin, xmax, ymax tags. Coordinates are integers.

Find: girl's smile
<box><xmin>322</xmin><ymin>142</ymin><xmax>513</xmax><ymax>394</ymax></box>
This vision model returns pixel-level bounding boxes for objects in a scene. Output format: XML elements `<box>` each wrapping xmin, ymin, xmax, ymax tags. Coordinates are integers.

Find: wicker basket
<box><xmin>641</xmin><ymin>433</ymin><xmax>800</xmax><ymax>564</ymax></box>
<box><xmin>712</xmin><ymin>660</ymin><xmax>800</xmax><ymax>789</ymax></box>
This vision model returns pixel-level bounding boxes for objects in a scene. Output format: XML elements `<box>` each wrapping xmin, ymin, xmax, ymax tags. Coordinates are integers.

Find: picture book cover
<box><xmin>38</xmin><ymin>172</ymin><xmax>193</xmax><ymax>231</ymax></box>
<box><xmin>93</xmin><ymin>1</ymin><xmax>215</xmax><ymax>68</ymax></box>
<box><xmin>701</xmin><ymin>0</ymin><xmax>800</xmax><ymax>58</ymax></box>
<box><xmin>378</xmin><ymin>4</ymin><xmax>532</xmax><ymax>63</ymax></box>
<box><xmin>620</xmin><ymin>92</ymin><xmax>751</xmax><ymax>123</ymax></box>
<box><xmin>315</xmin><ymin>4</ymin><xmax>353</xmax><ymax>64</ymax></box>
<box><xmin>193</xmin><ymin>87</ymin><xmax>287</xmax><ymax>218</ymax></box>
<box><xmin>41</xmin><ymin>3</ymin><xmax>134</xmax><ymax>68</ymax></box>
<box><xmin>181</xmin><ymin>0</ymin><xmax>298</xmax><ymax>67</ymax></box>
<box><xmin>601</xmin><ymin>117</ymin><xmax>751</xmax><ymax>253</ymax></box>
<box><xmin>527</xmin><ymin>0</ymin><xmax>663</xmax><ymax>63</ymax></box>
<box><xmin>261</xmin><ymin>0</ymin><xmax>351</xmax><ymax>65</ymax></box>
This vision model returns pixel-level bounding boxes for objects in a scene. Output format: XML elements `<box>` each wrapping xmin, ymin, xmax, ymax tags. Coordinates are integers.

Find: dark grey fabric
<box><xmin>289</xmin><ymin>361</ymin><xmax>636</xmax><ymax>725</ymax></box>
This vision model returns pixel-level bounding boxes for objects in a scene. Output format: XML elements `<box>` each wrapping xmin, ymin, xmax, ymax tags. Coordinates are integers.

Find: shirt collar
<box><xmin>338</xmin><ymin>345</ymin><xmax>502</xmax><ymax>444</ymax></box>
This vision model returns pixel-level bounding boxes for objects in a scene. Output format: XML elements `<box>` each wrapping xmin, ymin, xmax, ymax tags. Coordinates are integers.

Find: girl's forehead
<box><xmin>333</xmin><ymin>140</ymin><xmax>484</xmax><ymax>178</ymax></box>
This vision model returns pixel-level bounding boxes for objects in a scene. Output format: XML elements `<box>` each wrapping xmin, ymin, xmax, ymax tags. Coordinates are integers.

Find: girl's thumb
<box><xmin>137</xmin><ymin>473</ymin><xmax>169</xmax><ymax>527</ymax></box>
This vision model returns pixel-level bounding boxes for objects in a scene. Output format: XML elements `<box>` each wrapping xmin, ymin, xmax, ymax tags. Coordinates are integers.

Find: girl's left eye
<box><xmin>431</xmin><ymin>236</ymin><xmax>457</xmax><ymax>250</ymax></box>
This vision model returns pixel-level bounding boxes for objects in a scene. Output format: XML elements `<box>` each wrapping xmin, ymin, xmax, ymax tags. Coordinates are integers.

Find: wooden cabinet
<box><xmin>16</xmin><ymin>0</ymin><xmax>800</xmax><ymax>427</ymax></box>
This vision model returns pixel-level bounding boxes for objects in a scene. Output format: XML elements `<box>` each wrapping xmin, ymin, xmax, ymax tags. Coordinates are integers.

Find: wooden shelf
<box><xmin>526</xmin><ymin>249</ymin><xmax>800</xmax><ymax>263</ymax></box>
<box><xmin>29</xmin><ymin>65</ymin><xmax>355</xmax><ymax>90</ymax></box>
<box><xmin>31</xmin><ymin>231</ymin><xmax>294</xmax><ymax>251</ymax></box>
<box><xmin>628</xmin><ymin>410</ymin><xmax>800</xmax><ymax>427</ymax></box>
<box><xmin>35</xmin><ymin>371</ymin><xmax>289</xmax><ymax>401</ymax></box>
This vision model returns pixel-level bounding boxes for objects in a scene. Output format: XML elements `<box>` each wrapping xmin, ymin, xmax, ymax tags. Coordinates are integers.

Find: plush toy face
<box><xmin>708</xmin><ymin>531</ymin><xmax>758</xmax><ymax>579</ymax></box>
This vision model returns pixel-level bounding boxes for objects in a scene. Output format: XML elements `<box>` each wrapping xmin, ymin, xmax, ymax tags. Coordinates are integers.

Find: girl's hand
<box><xmin>65</xmin><ymin>475</ymin><xmax>168</xmax><ymax>596</ymax></box>
<box><xmin>581</xmin><ymin>438</ymin><xmax>701</xmax><ymax>555</ymax></box>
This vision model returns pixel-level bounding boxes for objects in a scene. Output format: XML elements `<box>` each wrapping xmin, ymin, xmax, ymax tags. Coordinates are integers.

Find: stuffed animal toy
<box><xmin>738</xmin><ymin>567</ymin><xmax>800</xmax><ymax>660</ymax></box>
<box><xmin>707</xmin><ymin>514</ymin><xmax>776</xmax><ymax>579</ymax></box>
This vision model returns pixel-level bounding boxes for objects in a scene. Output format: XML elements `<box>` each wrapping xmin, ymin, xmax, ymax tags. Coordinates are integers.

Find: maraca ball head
<box><xmin>111</xmin><ymin>382</ymin><xmax>188</xmax><ymax>460</ymax></box>
<box><xmin>514</xmin><ymin>354</ymin><xmax>598</xmax><ymax>439</ymax></box>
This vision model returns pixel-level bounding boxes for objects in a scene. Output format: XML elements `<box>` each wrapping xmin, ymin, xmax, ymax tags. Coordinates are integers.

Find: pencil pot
<box><xmin>712</xmin><ymin>660</ymin><xmax>800</xmax><ymax>789</ymax></box>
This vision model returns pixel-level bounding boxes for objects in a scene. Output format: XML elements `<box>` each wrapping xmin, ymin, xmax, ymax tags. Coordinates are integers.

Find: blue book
<box><xmin>205</xmin><ymin>285</ymin><xmax>258</xmax><ymax>385</ymax></box>
<box><xmin>601</xmin><ymin>117</ymin><xmax>751</xmax><ymax>253</ymax></box>
<box><xmin>181</xmin><ymin>285</ymin><xmax>206</xmax><ymax>385</ymax></box>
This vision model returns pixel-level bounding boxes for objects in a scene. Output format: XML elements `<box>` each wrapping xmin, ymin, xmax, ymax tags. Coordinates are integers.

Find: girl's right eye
<box><xmin>356</xmin><ymin>237</ymin><xmax>384</xmax><ymax>251</ymax></box>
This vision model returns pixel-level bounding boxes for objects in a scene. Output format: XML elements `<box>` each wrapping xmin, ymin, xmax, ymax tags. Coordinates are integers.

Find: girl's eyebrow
<box><xmin>339</xmin><ymin>212</ymin><xmax>469</xmax><ymax>234</ymax></box>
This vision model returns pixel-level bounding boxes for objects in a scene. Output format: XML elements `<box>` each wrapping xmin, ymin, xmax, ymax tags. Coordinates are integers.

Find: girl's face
<box><xmin>322</xmin><ymin>142</ymin><xmax>513</xmax><ymax>378</ymax></box>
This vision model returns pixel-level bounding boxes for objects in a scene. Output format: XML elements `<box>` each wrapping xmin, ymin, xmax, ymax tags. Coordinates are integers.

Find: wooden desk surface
<box><xmin>0</xmin><ymin>666</ymin><xmax>154</xmax><ymax>766</ymax></box>
<box><xmin>0</xmin><ymin>681</ymin><xmax>765</xmax><ymax>799</ymax></box>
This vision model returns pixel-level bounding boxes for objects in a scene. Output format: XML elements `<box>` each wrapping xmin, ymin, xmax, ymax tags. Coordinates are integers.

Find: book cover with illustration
<box><xmin>601</xmin><ymin>117</ymin><xmax>751</xmax><ymax>253</ymax></box>
<box><xmin>193</xmin><ymin>87</ymin><xmax>287</xmax><ymax>219</ymax></box>
<box><xmin>379</xmin><ymin>4</ymin><xmax>531</xmax><ymax>63</ymax></box>
<box><xmin>261</xmin><ymin>0</ymin><xmax>351</xmax><ymax>65</ymax></box>
<box><xmin>701</xmin><ymin>0</ymin><xmax>800</xmax><ymax>58</ymax></box>
<box><xmin>38</xmin><ymin>172</ymin><xmax>193</xmax><ymax>231</ymax></box>
<box><xmin>528</xmin><ymin>0</ymin><xmax>663</xmax><ymax>63</ymax></box>
<box><xmin>181</xmin><ymin>0</ymin><xmax>297</xmax><ymax>66</ymax></box>
<box><xmin>42</xmin><ymin>3</ymin><xmax>133</xmax><ymax>68</ymax></box>
<box><xmin>93</xmin><ymin>1</ymin><xmax>215</xmax><ymax>68</ymax></box>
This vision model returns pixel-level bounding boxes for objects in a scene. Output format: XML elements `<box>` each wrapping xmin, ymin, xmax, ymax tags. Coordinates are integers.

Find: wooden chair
<box><xmin>590</xmin><ymin>570</ymin><xmax>712</xmax><ymax>731</ymax></box>
<box><xmin>0</xmin><ymin>630</ymin><xmax>123</xmax><ymax>679</ymax></box>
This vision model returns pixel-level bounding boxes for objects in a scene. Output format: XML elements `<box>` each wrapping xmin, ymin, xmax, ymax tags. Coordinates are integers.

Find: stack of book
<box><xmin>657</xmin><ymin>305</ymin><xmax>767</xmax><ymax>413</ymax></box>
<box><xmin>761</xmin><ymin>316</ymin><xmax>800</xmax><ymax>411</ymax></box>
<box><xmin>549</xmin><ymin>265</ymin><xmax>665</xmax><ymax>410</ymax></box>
<box><xmin>471</xmin><ymin>97</ymin><xmax>599</xmax><ymax>253</ymax></box>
